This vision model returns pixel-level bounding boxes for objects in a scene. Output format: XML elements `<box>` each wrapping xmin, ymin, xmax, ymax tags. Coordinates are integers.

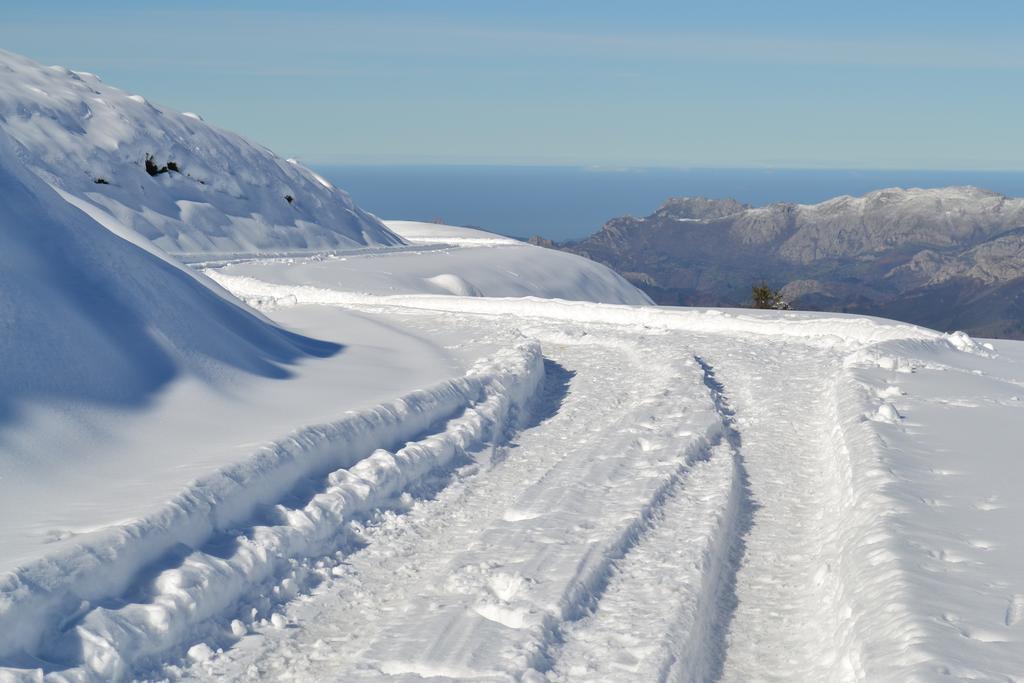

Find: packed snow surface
<box><xmin>0</xmin><ymin>48</ymin><xmax>402</xmax><ymax>255</ymax></box>
<box><xmin>174</xmin><ymin>294</ymin><xmax>1024</xmax><ymax>683</ymax></box>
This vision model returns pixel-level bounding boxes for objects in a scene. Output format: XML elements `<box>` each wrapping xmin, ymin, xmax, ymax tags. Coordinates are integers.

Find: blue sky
<box><xmin>2</xmin><ymin>1</ymin><xmax>1022</xmax><ymax>169</ymax></box>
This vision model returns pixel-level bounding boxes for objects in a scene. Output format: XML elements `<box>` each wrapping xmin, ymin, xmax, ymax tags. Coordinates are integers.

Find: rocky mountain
<box><xmin>536</xmin><ymin>187</ymin><xmax>1024</xmax><ymax>338</ymax></box>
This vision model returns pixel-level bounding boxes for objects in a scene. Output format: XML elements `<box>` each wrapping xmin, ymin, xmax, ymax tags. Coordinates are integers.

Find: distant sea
<box><xmin>315</xmin><ymin>165</ymin><xmax>1024</xmax><ymax>241</ymax></box>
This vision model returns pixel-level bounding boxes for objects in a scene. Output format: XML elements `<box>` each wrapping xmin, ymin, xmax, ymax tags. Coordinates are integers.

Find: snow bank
<box><xmin>208</xmin><ymin>272</ymin><xmax>975</xmax><ymax>351</ymax></box>
<box><xmin>795</xmin><ymin>362</ymin><xmax>926</xmax><ymax>678</ymax></box>
<box><xmin>213</xmin><ymin>221</ymin><xmax>653</xmax><ymax>305</ymax></box>
<box><xmin>756</xmin><ymin>332</ymin><xmax>1024</xmax><ymax>678</ymax></box>
<box><xmin>0</xmin><ymin>49</ymin><xmax>402</xmax><ymax>255</ymax></box>
<box><xmin>0</xmin><ymin>127</ymin><xmax>336</xmax><ymax>424</ymax></box>
<box><xmin>0</xmin><ymin>342</ymin><xmax>543</xmax><ymax>678</ymax></box>
<box><xmin>832</xmin><ymin>337</ymin><xmax>1024</xmax><ymax>678</ymax></box>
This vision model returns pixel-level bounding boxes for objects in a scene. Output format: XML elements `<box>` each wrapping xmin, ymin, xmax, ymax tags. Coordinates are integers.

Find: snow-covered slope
<box><xmin>0</xmin><ymin>48</ymin><xmax>402</xmax><ymax>256</ymax></box>
<box><xmin>386</xmin><ymin>220</ymin><xmax>525</xmax><ymax>247</ymax></box>
<box><xmin>0</xmin><ymin>127</ymin><xmax>338</xmax><ymax>423</ymax></box>
<box><xmin>207</xmin><ymin>220</ymin><xmax>653</xmax><ymax>305</ymax></box>
<box><xmin>0</xmin><ymin>125</ymin><xmax>499</xmax><ymax>671</ymax></box>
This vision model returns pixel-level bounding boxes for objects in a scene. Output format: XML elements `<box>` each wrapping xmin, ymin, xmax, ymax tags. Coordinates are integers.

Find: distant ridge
<box><xmin>540</xmin><ymin>186</ymin><xmax>1024</xmax><ymax>338</ymax></box>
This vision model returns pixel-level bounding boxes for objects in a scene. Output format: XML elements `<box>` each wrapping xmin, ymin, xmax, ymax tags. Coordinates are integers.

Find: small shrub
<box><xmin>284</xmin><ymin>194</ymin><xmax>294</xmax><ymax>204</ymax></box>
<box><xmin>751</xmin><ymin>281</ymin><xmax>790</xmax><ymax>310</ymax></box>
<box><xmin>93</xmin><ymin>177</ymin><xmax>109</xmax><ymax>185</ymax></box>
<box><xmin>166</xmin><ymin>161</ymin><xmax>180</xmax><ymax>173</ymax></box>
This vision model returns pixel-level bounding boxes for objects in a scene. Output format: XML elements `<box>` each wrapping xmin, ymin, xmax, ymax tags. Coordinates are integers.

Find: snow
<box><xmin>1</xmin><ymin>48</ymin><xmax>1022</xmax><ymax>683</ymax></box>
<box><xmin>202</xmin><ymin>270</ymin><xmax>956</xmax><ymax>350</ymax></box>
<box><xmin>0</xmin><ymin>49</ymin><xmax>402</xmax><ymax>256</ymax></box>
<box><xmin>386</xmin><ymin>220</ymin><xmax>523</xmax><ymax>247</ymax></box>
<box><xmin>136</xmin><ymin>292</ymin><xmax>1022</xmax><ymax>682</ymax></box>
<box><xmin>0</xmin><ymin>123</ymin><xmax>339</xmax><ymax>450</ymax></box>
<box><xmin>840</xmin><ymin>337</ymin><xmax>1024</xmax><ymax>679</ymax></box>
<box><xmin>204</xmin><ymin>220</ymin><xmax>652</xmax><ymax>305</ymax></box>
<box><xmin>0</xmin><ymin>124</ymin><xmax>494</xmax><ymax>671</ymax></box>
<box><xmin>6</xmin><ymin>187</ymin><xmax>1022</xmax><ymax>677</ymax></box>
<box><xmin>3</xmin><ymin>343</ymin><xmax>540</xmax><ymax>679</ymax></box>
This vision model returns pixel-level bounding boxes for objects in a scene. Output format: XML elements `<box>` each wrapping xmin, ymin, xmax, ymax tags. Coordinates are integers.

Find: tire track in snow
<box><xmin>347</xmin><ymin>344</ymin><xmax>726</xmax><ymax>680</ymax></box>
<box><xmin>161</xmin><ymin>309</ymin><xmax>942</xmax><ymax>682</ymax></box>
<box><xmin>711</xmin><ymin>341</ymin><xmax>895</xmax><ymax>681</ymax></box>
<box><xmin>174</xmin><ymin>331</ymin><xmax>727</xmax><ymax>681</ymax></box>
<box><xmin>547</xmin><ymin>356</ymin><xmax>754</xmax><ymax>682</ymax></box>
<box><xmin>168</xmin><ymin>337</ymin><xmax>636</xmax><ymax>680</ymax></box>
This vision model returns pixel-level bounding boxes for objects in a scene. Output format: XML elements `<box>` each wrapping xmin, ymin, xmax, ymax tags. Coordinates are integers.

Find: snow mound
<box><xmin>0</xmin><ymin>48</ymin><xmax>403</xmax><ymax>256</ymax></box>
<box><xmin>211</xmin><ymin>221</ymin><xmax>653</xmax><ymax>306</ymax></box>
<box><xmin>425</xmin><ymin>273</ymin><xmax>482</xmax><ymax>297</ymax></box>
<box><xmin>0</xmin><ymin>127</ymin><xmax>338</xmax><ymax>423</ymax></box>
<box><xmin>386</xmin><ymin>220</ymin><xmax>522</xmax><ymax>247</ymax></box>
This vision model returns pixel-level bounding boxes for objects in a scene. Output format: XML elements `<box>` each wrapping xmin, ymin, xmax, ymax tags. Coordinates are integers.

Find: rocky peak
<box><xmin>655</xmin><ymin>196</ymin><xmax>750</xmax><ymax>221</ymax></box>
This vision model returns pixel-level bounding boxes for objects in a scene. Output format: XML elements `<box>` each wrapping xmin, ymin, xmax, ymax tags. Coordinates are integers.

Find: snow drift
<box><xmin>0</xmin><ymin>48</ymin><xmax>402</xmax><ymax>256</ymax></box>
<box><xmin>0</xmin><ymin>127</ymin><xmax>338</xmax><ymax>424</ymax></box>
<box><xmin>211</xmin><ymin>220</ymin><xmax>654</xmax><ymax>306</ymax></box>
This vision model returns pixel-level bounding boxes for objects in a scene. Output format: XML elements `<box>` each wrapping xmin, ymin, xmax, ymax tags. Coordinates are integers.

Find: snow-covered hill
<box><xmin>0</xmin><ymin>49</ymin><xmax>402</xmax><ymax>256</ymax></box>
<box><xmin>0</xmin><ymin>117</ymin><xmax>645</xmax><ymax>674</ymax></box>
<box><xmin>0</xmin><ymin>127</ymin><xmax>339</xmax><ymax>424</ymax></box>
<box><xmin>0</xmin><ymin>124</ymin><xmax>483</xmax><ymax>669</ymax></box>
<box><xmin>205</xmin><ymin>220</ymin><xmax>653</xmax><ymax>305</ymax></box>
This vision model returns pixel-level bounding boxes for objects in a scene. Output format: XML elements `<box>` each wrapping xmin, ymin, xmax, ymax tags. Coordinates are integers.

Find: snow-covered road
<box><xmin>141</xmin><ymin>292</ymin><xmax>1022</xmax><ymax>682</ymax></box>
<box><xmin>174</xmin><ymin>322</ymin><xmax>750</xmax><ymax>681</ymax></box>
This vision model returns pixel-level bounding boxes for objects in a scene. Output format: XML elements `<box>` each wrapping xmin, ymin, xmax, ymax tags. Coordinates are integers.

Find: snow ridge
<box><xmin>0</xmin><ymin>125</ymin><xmax>339</xmax><ymax>424</ymax></box>
<box><xmin>0</xmin><ymin>343</ymin><xmax>543</xmax><ymax>679</ymax></box>
<box><xmin>823</xmin><ymin>352</ymin><xmax>934</xmax><ymax>678</ymax></box>
<box><xmin>0</xmin><ymin>48</ymin><xmax>402</xmax><ymax>255</ymax></box>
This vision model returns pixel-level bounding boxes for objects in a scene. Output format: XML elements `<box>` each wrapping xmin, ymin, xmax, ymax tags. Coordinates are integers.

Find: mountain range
<box><xmin>534</xmin><ymin>186</ymin><xmax>1024</xmax><ymax>338</ymax></box>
